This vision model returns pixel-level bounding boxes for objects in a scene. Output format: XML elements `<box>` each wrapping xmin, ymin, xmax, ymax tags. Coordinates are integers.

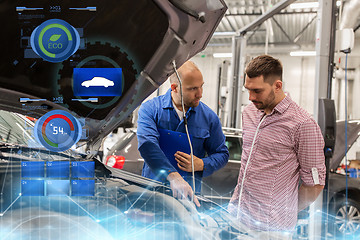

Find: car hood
<box><xmin>0</xmin><ymin>0</ymin><xmax>226</xmax><ymax>155</ymax></box>
<box><xmin>330</xmin><ymin>120</ymin><xmax>360</xmax><ymax>169</ymax></box>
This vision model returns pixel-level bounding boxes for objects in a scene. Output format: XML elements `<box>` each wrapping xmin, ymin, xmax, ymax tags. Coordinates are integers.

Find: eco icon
<box><xmin>49</xmin><ymin>34</ymin><xmax>62</xmax><ymax>41</ymax></box>
<box><xmin>30</xmin><ymin>19</ymin><xmax>80</xmax><ymax>63</ymax></box>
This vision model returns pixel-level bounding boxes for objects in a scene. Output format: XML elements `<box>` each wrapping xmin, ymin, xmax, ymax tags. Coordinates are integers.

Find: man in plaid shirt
<box><xmin>229</xmin><ymin>55</ymin><xmax>325</xmax><ymax>238</ymax></box>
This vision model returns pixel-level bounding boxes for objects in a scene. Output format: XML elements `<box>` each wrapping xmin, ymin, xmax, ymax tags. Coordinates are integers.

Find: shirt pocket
<box><xmin>190</xmin><ymin>127</ymin><xmax>210</xmax><ymax>156</ymax></box>
<box><xmin>191</xmin><ymin>127</ymin><xmax>210</xmax><ymax>139</ymax></box>
<box><xmin>158</xmin><ymin>120</ymin><xmax>178</xmax><ymax>131</ymax></box>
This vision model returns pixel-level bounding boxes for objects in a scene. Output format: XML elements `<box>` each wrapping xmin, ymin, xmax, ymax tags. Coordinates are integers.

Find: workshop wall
<box><xmin>192</xmin><ymin>54</ymin><xmax>317</xmax><ymax>117</ymax></box>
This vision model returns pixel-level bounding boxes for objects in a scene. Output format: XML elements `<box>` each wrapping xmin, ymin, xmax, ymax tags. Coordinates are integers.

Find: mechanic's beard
<box><xmin>188</xmin><ymin>99</ymin><xmax>200</xmax><ymax>108</ymax></box>
<box><xmin>183</xmin><ymin>97</ymin><xmax>200</xmax><ymax>109</ymax></box>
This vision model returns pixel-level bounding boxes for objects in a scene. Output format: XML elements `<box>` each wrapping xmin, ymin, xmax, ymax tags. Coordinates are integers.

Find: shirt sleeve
<box><xmin>295</xmin><ymin>119</ymin><xmax>326</xmax><ymax>186</ymax></box>
<box><xmin>201</xmin><ymin>116</ymin><xmax>229</xmax><ymax>177</ymax></box>
<box><xmin>137</xmin><ymin>102</ymin><xmax>177</xmax><ymax>175</ymax></box>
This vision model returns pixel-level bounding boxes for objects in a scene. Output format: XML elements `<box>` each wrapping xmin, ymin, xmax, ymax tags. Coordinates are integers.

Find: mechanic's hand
<box><xmin>175</xmin><ymin>151</ymin><xmax>204</xmax><ymax>172</ymax></box>
<box><xmin>167</xmin><ymin>172</ymin><xmax>200</xmax><ymax>207</ymax></box>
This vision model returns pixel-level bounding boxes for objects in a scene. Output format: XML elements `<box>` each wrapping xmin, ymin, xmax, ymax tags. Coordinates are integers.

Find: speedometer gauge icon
<box><xmin>34</xmin><ymin>110</ymin><xmax>82</xmax><ymax>152</ymax></box>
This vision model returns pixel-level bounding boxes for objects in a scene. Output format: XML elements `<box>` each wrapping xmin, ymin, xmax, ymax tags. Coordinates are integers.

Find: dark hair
<box><xmin>245</xmin><ymin>55</ymin><xmax>282</xmax><ymax>84</ymax></box>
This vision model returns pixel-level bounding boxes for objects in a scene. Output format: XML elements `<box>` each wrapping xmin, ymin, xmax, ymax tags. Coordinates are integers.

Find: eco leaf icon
<box><xmin>49</xmin><ymin>34</ymin><xmax>61</xmax><ymax>42</ymax></box>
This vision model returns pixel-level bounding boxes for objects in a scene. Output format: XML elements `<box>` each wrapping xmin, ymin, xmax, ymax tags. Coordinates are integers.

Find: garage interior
<box><xmin>0</xmin><ymin>0</ymin><xmax>360</xmax><ymax>239</ymax></box>
<box><xmin>111</xmin><ymin>0</ymin><xmax>360</xmax><ymax>239</ymax></box>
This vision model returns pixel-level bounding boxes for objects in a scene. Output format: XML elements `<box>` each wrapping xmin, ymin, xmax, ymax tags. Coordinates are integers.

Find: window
<box><xmin>225</xmin><ymin>136</ymin><xmax>242</xmax><ymax>161</ymax></box>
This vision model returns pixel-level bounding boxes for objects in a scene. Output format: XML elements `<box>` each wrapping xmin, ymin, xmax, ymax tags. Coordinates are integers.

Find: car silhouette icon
<box><xmin>81</xmin><ymin>77</ymin><xmax>114</xmax><ymax>88</ymax></box>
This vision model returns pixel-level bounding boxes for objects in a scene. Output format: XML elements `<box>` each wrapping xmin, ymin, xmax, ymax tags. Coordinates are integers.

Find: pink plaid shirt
<box><xmin>228</xmin><ymin>95</ymin><xmax>325</xmax><ymax>231</ymax></box>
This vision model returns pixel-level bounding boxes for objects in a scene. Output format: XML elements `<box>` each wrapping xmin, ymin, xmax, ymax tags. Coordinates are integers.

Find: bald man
<box><xmin>137</xmin><ymin>61</ymin><xmax>229</xmax><ymax>206</ymax></box>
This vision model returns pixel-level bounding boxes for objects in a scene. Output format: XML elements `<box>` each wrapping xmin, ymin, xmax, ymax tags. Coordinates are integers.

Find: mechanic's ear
<box><xmin>171</xmin><ymin>83</ymin><xmax>178</xmax><ymax>92</ymax></box>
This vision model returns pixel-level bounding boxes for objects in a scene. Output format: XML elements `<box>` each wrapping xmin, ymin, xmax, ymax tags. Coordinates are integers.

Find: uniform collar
<box><xmin>162</xmin><ymin>89</ymin><xmax>173</xmax><ymax>109</ymax></box>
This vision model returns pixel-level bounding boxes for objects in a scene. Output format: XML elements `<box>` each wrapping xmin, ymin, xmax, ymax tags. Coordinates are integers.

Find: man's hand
<box><xmin>174</xmin><ymin>151</ymin><xmax>204</xmax><ymax>172</ymax></box>
<box><xmin>167</xmin><ymin>172</ymin><xmax>200</xmax><ymax>207</ymax></box>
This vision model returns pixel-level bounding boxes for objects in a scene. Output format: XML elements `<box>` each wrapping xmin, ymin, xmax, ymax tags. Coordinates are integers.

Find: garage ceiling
<box><xmin>208</xmin><ymin>0</ymin><xmax>359</xmax><ymax>51</ymax></box>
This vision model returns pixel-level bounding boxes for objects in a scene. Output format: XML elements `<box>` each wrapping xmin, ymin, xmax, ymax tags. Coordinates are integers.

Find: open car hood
<box><xmin>0</xmin><ymin>0</ymin><xmax>226</xmax><ymax>154</ymax></box>
<box><xmin>330</xmin><ymin>120</ymin><xmax>360</xmax><ymax>169</ymax></box>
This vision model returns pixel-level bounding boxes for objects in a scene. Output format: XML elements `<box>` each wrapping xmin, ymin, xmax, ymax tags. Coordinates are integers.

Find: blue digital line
<box><xmin>92</xmin><ymin>213</ymin><xmax>124</xmax><ymax>223</ymax></box>
<box><xmin>345</xmin><ymin>52</ymin><xmax>349</xmax><ymax>231</ymax></box>
<box><xmin>125</xmin><ymin>172</ymin><xmax>169</xmax><ymax>213</ymax></box>
<box><xmin>0</xmin><ymin>156</ymin><xmax>10</xmax><ymax>199</ymax></box>
<box><xmin>2</xmin><ymin>213</ymin><xmax>99</xmax><ymax>240</ymax></box>
<box><xmin>0</xmin><ymin>195</ymin><xmax>21</xmax><ymax>217</ymax></box>
<box><xmin>66</xmin><ymin>196</ymin><xmax>98</xmax><ymax>221</ymax></box>
<box><xmin>71</xmin><ymin>98</ymin><xmax>98</xmax><ymax>102</ymax></box>
<box><xmin>16</xmin><ymin>7</ymin><xmax>43</xmax><ymax>11</ymax></box>
<box><xmin>30</xmin><ymin>61</ymin><xmax>37</xmax><ymax>68</ymax></box>
<box><xmin>69</xmin><ymin>7</ymin><xmax>96</xmax><ymax>11</ymax></box>
<box><xmin>19</xmin><ymin>98</ymin><xmax>46</xmax><ymax>103</ymax></box>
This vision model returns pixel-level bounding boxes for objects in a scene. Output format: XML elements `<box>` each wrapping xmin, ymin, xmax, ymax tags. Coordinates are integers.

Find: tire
<box><xmin>330</xmin><ymin>197</ymin><xmax>360</xmax><ymax>237</ymax></box>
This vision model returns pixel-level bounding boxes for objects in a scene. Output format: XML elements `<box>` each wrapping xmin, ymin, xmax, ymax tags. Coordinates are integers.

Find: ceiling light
<box><xmin>290</xmin><ymin>1</ymin><xmax>341</xmax><ymax>9</ymax></box>
<box><xmin>212</xmin><ymin>32</ymin><xmax>236</xmax><ymax>37</ymax></box>
<box><xmin>290</xmin><ymin>51</ymin><xmax>316</xmax><ymax>56</ymax></box>
<box><xmin>213</xmin><ymin>53</ymin><xmax>232</xmax><ymax>58</ymax></box>
<box><xmin>290</xmin><ymin>2</ymin><xmax>319</xmax><ymax>9</ymax></box>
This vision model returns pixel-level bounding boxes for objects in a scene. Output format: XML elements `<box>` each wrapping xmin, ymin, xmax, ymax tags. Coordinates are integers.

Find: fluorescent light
<box><xmin>212</xmin><ymin>32</ymin><xmax>236</xmax><ymax>38</ymax></box>
<box><xmin>290</xmin><ymin>2</ymin><xmax>319</xmax><ymax>9</ymax></box>
<box><xmin>290</xmin><ymin>1</ymin><xmax>341</xmax><ymax>9</ymax></box>
<box><xmin>213</xmin><ymin>53</ymin><xmax>232</xmax><ymax>58</ymax></box>
<box><xmin>290</xmin><ymin>51</ymin><xmax>316</xmax><ymax>56</ymax></box>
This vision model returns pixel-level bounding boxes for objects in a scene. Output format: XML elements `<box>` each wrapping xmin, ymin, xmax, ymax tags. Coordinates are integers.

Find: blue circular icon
<box><xmin>34</xmin><ymin>110</ymin><xmax>82</xmax><ymax>152</ymax></box>
<box><xmin>30</xmin><ymin>19</ymin><xmax>80</xmax><ymax>63</ymax></box>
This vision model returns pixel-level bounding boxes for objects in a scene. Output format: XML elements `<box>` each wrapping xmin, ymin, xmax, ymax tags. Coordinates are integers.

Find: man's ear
<box><xmin>274</xmin><ymin>80</ymin><xmax>282</xmax><ymax>92</ymax></box>
<box><xmin>171</xmin><ymin>83</ymin><xmax>178</xmax><ymax>92</ymax></box>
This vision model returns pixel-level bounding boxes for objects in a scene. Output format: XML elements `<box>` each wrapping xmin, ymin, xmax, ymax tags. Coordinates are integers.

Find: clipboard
<box><xmin>158</xmin><ymin>128</ymin><xmax>192</xmax><ymax>176</ymax></box>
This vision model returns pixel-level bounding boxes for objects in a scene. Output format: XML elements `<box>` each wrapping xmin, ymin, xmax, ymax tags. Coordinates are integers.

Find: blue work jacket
<box><xmin>137</xmin><ymin>89</ymin><xmax>229</xmax><ymax>193</ymax></box>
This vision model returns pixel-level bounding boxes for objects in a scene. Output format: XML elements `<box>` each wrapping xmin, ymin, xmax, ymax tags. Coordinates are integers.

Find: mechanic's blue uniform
<box><xmin>137</xmin><ymin>89</ymin><xmax>229</xmax><ymax>193</ymax></box>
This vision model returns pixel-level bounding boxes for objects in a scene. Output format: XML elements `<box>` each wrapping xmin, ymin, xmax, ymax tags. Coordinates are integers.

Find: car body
<box><xmin>105</xmin><ymin>128</ymin><xmax>242</xmax><ymax>204</ymax></box>
<box><xmin>105</xmin><ymin>129</ymin><xmax>143</xmax><ymax>174</ymax></box>
<box><xmin>0</xmin><ymin>0</ymin><xmax>237</xmax><ymax>239</ymax></box>
<box><xmin>326</xmin><ymin>120</ymin><xmax>360</xmax><ymax>237</ymax></box>
<box><xmin>0</xmin><ymin>110</ymin><xmax>254</xmax><ymax>240</ymax></box>
<box><xmin>105</xmin><ymin>121</ymin><xmax>360</xmax><ymax>237</ymax></box>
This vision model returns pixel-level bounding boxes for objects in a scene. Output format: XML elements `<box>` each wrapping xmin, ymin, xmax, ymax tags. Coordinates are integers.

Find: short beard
<box><xmin>253</xmin><ymin>90</ymin><xmax>275</xmax><ymax>110</ymax></box>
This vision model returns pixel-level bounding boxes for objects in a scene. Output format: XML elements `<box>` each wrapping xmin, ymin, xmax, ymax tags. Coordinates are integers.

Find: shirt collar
<box><xmin>256</xmin><ymin>94</ymin><xmax>291</xmax><ymax>116</ymax></box>
<box><xmin>162</xmin><ymin>88</ymin><xmax>197</xmax><ymax>113</ymax></box>
<box><xmin>273</xmin><ymin>94</ymin><xmax>291</xmax><ymax>114</ymax></box>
